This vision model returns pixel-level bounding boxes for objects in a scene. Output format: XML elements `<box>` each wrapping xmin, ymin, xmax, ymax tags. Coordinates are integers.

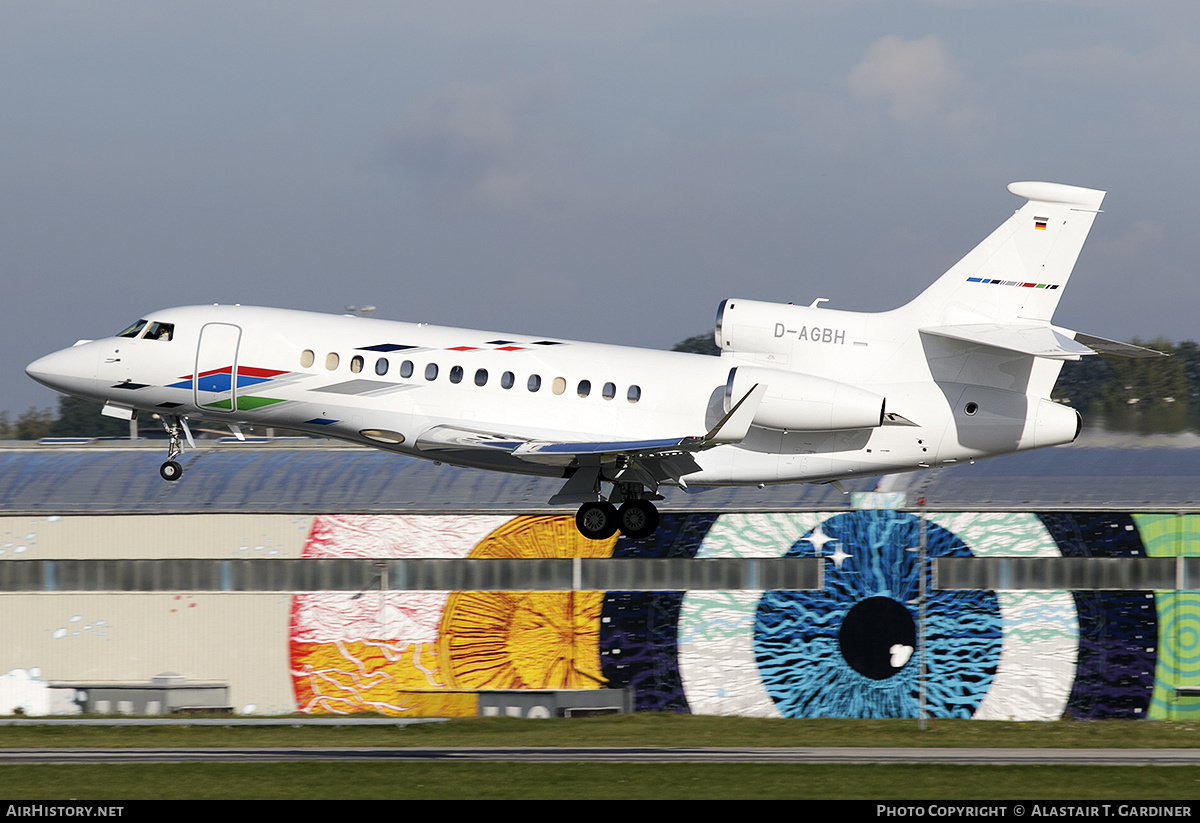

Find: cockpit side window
<box><xmin>145</xmin><ymin>322</ymin><xmax>175</xmax><ymax>341</ymax></box>
<box><xmin>117</xmin><ymin>320</ymin><xmax>148</xmax><ymax>338</ymax></box>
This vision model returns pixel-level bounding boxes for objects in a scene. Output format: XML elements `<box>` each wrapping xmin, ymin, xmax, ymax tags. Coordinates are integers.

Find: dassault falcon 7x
<box><xmin>26</xmin><ymin>182</ymin><xmax>1159</xmax><ymax>540</ymax></box>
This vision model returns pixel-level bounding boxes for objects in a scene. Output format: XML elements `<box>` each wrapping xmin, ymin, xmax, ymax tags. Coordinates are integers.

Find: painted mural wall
<box><xmin>0</xmin><ymin>510</ymin><xmax>1196</xmax><ymax>719</ymax></box>
<box><xmin>289</xmin><ymin>510</ymin><xmax>1200</xmax><ymax>721</ymax></box>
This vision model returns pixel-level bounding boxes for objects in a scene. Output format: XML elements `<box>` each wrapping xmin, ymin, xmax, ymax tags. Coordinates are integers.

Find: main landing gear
<box><xmin>157</xmin><ymin>414</ymin><xmax>192</xmax><ymax>482</ymax></box>
<box><xmin>574</xmin><ymin>487</ymin><xmax>661</xmax><ymax>541</ymax></box>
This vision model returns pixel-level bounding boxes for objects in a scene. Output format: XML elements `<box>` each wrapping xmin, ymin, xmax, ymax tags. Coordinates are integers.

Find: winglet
<box><xmin>704</xmin><ymin>383</ymin><xmax>765</xmax><ymax>444</ymax></box>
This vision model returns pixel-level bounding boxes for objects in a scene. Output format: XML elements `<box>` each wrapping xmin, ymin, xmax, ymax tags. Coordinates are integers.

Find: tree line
<box><xmin>0</xmin><ymin>396</ymin><xmax>130</xmax><ymax>440</ymax></box>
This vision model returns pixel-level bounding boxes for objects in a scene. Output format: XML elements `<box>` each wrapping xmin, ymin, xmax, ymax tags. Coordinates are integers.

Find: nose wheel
<box><xmin>159</xmin><ymin>460</ymin><xmax>183</xmax><ymax>481</ymax></box>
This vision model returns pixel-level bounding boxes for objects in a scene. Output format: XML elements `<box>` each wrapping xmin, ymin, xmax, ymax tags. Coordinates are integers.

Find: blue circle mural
<box><xmin>753</xmin><ymin>510</ymin><xmax>1002</xmax><ymax>718</ymax></box>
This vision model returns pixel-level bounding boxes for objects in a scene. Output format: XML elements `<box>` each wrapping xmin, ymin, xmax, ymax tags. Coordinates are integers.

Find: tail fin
<box><xmin>906</xmin><ymin>182</ymin><xmax>1105</xmax><ymax>326</ymax></box>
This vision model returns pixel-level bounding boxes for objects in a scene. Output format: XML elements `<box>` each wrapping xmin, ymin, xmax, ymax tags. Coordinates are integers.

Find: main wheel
<box><xmin>576</xmin><ymin>501</ymin><xmax>618</xmax><ymax>540</ymax></box>
<box><xmin>618</xmin><ymin>499</ymin><xmax>660</xmax><ymax>539</ymax></box>
<box><xmin>159</xmin><ymin>460</ymin><xmax>183</xmax><ymax>481</ymax></box>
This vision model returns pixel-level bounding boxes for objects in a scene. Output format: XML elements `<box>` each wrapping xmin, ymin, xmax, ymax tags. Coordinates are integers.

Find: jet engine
<box><xmin>715</xmin><ymin>298</ymin><xmax>792</xmax><ymax>359</ymax></box>
<box><xmin>725</xmin><ymin>365</ymin><xmax>886</xmax><ymax>431</ymax></box>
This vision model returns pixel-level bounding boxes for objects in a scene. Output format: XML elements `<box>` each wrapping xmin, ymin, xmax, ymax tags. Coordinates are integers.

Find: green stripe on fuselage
<box><xmin>204</xmin><ymin>396</ymin><xmax>287</xmax><ymax>411</ymax></box>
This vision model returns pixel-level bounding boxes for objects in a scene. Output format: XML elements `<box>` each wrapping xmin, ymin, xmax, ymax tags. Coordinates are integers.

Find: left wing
<box><xmin>414</xmin><ymin>383</ymin><xmax>766</xmax><ymax>502</ymax></box>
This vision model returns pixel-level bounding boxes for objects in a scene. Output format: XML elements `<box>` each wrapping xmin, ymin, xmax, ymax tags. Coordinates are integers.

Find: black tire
<box><xmin>576</xmin><ymin>501</ymin><xmax>618</xmax><ymax>540</ymax></box>
<box><xmin>618</xmin><ymin>500</ymin><xmax>660</xmax><ymax>539</ymax></box>
<box><xmin>159</xmin><ymin>461</ymin><xmax>183</xmax><ymax>482</ymax></box>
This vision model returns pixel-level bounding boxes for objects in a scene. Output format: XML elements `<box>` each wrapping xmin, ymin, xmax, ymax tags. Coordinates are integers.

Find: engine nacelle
<box><xmin>725</xmin><ymin>366</ymin><xmax>886</xmax><ymax>431</ymax></box>
<box><xmin>715</xmin><ymin>298</ymin><xmax>793</xmax><ymax>359</ymax></box>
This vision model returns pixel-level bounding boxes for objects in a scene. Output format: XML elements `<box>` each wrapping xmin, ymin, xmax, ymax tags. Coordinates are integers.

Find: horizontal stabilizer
<box><xmin>920</xmin><ymin>324</ymin><xmax>1094</xmax><ymax>359</ymax></box>
<box><xmin>921</xmin><ymin>323</ymin><xmax>1167</xmax><ymax>361</ymax></box>
<box><xmin>1072</xmin><ymin>332</ymin><xmax>1166</xmax><ymax>358</ymax></box>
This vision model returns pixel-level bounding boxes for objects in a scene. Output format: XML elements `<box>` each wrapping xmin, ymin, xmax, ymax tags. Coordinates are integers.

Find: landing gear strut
<box><xmin>158</xmin><ymin>415</ymin><xmax>190</xmax><ymax>482</ymax></box>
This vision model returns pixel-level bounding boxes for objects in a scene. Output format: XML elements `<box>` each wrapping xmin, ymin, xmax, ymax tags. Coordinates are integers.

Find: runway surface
<box><xmin>3</xmin><ymin>747</ymin><xmax>1200</xmax><ymax>765</ymax></box>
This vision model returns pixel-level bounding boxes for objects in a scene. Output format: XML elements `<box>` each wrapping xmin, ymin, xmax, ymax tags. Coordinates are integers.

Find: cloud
<box><xmin>390</xmin><ymin>68</ymin><xmax>571</xmax><ymax>214</ymax></box>
<box><xmin>848</xmin><ymin>34</ymin><xmax>987</xmax><ymax>132</ymax></box>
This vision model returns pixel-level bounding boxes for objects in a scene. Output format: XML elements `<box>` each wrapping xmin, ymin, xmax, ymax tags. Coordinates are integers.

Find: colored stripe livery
<box><xmin>966</xmin><ymin>277</ymin><xmax>1059</xmax><ymax>289</ymax></box>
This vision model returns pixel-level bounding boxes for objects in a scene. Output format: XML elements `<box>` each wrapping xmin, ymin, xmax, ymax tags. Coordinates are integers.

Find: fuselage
<box><xmin>25</xmin><ymin>303</ymin><xmax>1078</xmax><ymax>488</ymax></box>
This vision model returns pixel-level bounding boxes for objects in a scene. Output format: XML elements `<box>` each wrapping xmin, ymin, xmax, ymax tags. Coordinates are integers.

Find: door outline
<box><xmin>194</xmin><ymin>323</ymin><xmax>242</xmax><ymax>413</ymax></box>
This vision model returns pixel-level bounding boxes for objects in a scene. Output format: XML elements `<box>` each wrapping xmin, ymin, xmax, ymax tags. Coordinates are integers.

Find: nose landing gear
<box><xmin>158</xmin><ymin>414</ymin><xmax>193</xmax><ymax>482</ymax></box>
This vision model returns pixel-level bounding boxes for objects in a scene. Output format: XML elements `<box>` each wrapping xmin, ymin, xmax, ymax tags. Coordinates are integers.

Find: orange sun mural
<box><xmin>439</xmin><ymin>516</ymin><xmax>614</xmax><ymax>690</ymax></box>
<box><xmin>289</xmin><ymin>514</ymin><xmax>613</xmax><ymax>716</ymax></box>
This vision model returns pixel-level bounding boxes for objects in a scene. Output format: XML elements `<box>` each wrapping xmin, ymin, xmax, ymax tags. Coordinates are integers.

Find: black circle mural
<box><xmin>839</xmin><ymin>596</ymin><xmax>917</xmax><ymax>680</ymax></box>
<box><xmin>753</xmin><ymin>510</ymin><xmax>1002</xmax><ymax>718</ymax></box>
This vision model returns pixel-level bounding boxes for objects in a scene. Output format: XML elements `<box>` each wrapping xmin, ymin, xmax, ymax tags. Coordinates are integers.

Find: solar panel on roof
<box><xmin>1</xmin><ymin>442</ymin><xmax>1199</xmax><ymax>514</ymax></box>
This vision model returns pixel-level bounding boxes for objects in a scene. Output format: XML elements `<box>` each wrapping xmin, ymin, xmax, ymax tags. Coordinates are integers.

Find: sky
<box><xmin>3</xmin><ymin>1</ymin><xmax>1199</xmax><ymax>416</ymax></box>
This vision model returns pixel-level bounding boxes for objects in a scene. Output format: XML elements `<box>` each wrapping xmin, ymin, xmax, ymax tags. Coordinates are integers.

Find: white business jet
<box><xmin>26</xmin><ymin>182</ymin><xmax>1158</xmax><ymax>540</ymax></box>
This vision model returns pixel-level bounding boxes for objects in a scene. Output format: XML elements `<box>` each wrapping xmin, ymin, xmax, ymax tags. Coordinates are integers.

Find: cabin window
<box><xmin>577</xmin><ymin>379</ymin><xmax>591</xmax><ymax>398</ymax></box>
<box><xmin>627</xmin><ymin>385</ymin><xmax>641</xmax><ymax>403</ymax></box>
<box><xmin>475</xmin><ymin>368</ymin><xmax>488</xmax><ymax>387</ymax></box>
<box><xmin>145</xmin><ymin>322</ymin><xmax>174</xmax><ymax>341</ymax></box>
<box><xmin>552</xmin><ymin>377</ymin><xmax>566</xmax><ymax>395</ymax></box>
<box><xmin>375</xmin><ymin>358</ymin><xmax>389</xmax><ymax>376</ymax></box>
<box><xmin>425</xmin><ymin>363</ymin><xmax>438</xmax><ymax>381</ymax></box>
<box><xmin>527</xmin><ymin>374</ymin><xmax>541</xmax><ymax>392</ymax></box>
<box><xmin>501</xmin><ymin>371</ymin><xmax>515</xmax><ymax>389</ymax></box>
<box><xmin>300</xmin><ymin>350</ymin><xmax>315</xmax><ymax>368</ymax></box>
<box><xmin>400</xmin><ymin>360</ymin><xmax>414</xmax><ymax>378</ymax></box>
<box><xmin>350</xmin><ymin>355</ymin><xmax>364</xmax><ymax>374</ymax></box>
<box><xmin>602</xmin><ymin>382</ymin><xmax>616</xmax><ymax>400</ymax></box>
<box><xmin>325</xmin><ymin>352</ymin><xmax>340</xmax><ymax>370</ymax></box>
<box><xmin>449</xmin><ymin>365</ymin><xmax>463</xmax><ymax>384</ymax></box>
<box><xmin>117</xmin><ymin>320</ymin><xmax>148</xmax><ymax>338</ymax></box>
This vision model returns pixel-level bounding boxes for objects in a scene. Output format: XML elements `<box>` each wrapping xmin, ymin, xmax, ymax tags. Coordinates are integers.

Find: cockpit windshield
<box><xmin>145</xmin><ymin>322</ymin><xmax>174</xmax><ymax>341</ymax></box>
<box><xmin>116</xmin><ymin>320</ymin><xmax>148</xmax><ymax>338</ymax></box>
<box><xmin>115</xmin><ymin>319</ymin><xmax>175</xmax><ymax>340</ymax></box>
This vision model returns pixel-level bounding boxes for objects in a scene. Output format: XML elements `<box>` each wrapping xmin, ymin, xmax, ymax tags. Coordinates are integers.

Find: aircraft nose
<box><xmin>25</xmin><ymin>343</ymin><xmax>99</xmax><ymax>395</ymax></box>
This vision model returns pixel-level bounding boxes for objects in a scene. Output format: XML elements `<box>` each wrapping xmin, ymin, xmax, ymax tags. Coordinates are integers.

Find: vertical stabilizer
<box><xmin>907</xmin><ymin>182</ymin><xmax>1105</xmax><ymax>326</ymax></box>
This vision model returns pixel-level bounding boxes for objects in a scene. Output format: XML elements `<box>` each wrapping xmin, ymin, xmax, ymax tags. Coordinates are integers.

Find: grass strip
<box><xmin>2</xmin><ymin>762</ymin><xmax>1200</xmax><ymax>800</ymax></box>
<box><xmin>2</xmin><ymin>716</ymin><xmax>1200</xmax><ymax>750</ymax></box>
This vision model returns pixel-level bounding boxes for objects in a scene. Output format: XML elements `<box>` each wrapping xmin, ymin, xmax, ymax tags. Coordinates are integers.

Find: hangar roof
<box><xmin>1</xmin><ymin>432</ymin><xmax>1198</xmax><ymax>514</ymax></box>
